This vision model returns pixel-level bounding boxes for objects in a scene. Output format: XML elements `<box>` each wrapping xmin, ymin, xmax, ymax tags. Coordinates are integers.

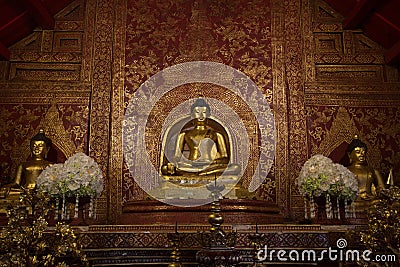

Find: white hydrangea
<box><xmin>36</xmin><ymin>152</ymin><xmax>104</xmax><ymax>198</ymax></box>
<box><xmin>296</xmin><ymin>154</ymin><xmax>358</xmax><ymax>200</ymax></box>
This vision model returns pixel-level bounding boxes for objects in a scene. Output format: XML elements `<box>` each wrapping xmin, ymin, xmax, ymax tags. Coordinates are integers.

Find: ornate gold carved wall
<box><xmin>1</xmin><ymin>0</ymin><xmax>399</xmax><ymax>224</ymax></box>
<box><xmin>291</xmin><ymin>0</ymin><xmax>400</xmax><ymax>219</ymax></box>
<box><xmin>0</xmin><ymin>0</ymin><xmax>98</xmax><ymax>217</ymax></box>
<box><xmin>117</xmin><ymin>0</ymin><xmax>283</xmax><ymax>218</ymax></box>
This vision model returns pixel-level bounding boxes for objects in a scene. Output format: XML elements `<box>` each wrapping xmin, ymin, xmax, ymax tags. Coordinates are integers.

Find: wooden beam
<box><xmin>385</xmin><ymin>40</ymin><xmax>400</xmax><ymax>66</ymax></box>
<box><xmin>343</xmin><ymin>0</ymin><xmax>388</xmax><ymax>29</ymax></box>
<box><xmin>0</xmin><ymin>41</ymin><xmax>10</xmax><ymax>61</ymax></box>
<box><xmin>19</xmin><ymin>0</ymin><xmax>55</xmax><ymax>29</ymax></box>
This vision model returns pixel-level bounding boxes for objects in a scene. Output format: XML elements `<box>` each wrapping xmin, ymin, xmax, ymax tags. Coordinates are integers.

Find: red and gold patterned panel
<box><xmin>289</xmin><ymin>0</ymin><xmax>400</xmax><ymax>220</ymax></box>
<box><xmin>0</xmin><ymin>103</ymin><xmax>88</xmax><ymax>181</ymax></box>
<box><xmin>122</xmin><ymin>0</ymin><xmax>274</xmax><ymax>206</ymax></box>
<box><xmin>306</xmin><ymin>106</ymin><xmax>400</xmax><ymax>181</ymax></box>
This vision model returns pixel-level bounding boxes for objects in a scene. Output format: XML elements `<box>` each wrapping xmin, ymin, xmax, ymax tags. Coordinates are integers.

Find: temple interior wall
<box><xmin>0</xmin><ymin>0</ymin><xmax>399</xmax><ymax>224</ymax></box>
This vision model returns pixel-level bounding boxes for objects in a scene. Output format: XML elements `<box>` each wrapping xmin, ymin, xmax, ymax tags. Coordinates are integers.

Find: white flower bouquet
<box><xmin>296</xmin><ymin>154</ymin><xmax>336</xmax><ymax>198</ymax></box>
<box><xmin>36</xmin><ymin>163</ymin><xmax>64</xmax><ymax>196</ymax></box>
<box><xmin>37</xmin><ymin>152</ymin><xmax>103</xmax><ymax>220</ymax></box>
<box><xmin>330</xmin><ymin>163</ymin><xmax>358</xmax><ymax>200</ymax></box>
<box><xmin>296</xmin><ymin>154</ymin><xmax>358</xmax><ymax>220</ymax></box>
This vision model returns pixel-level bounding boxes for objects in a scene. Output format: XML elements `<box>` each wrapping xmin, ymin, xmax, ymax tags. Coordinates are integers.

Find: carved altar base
<box><xmin>78</xmin><ymin>224</ymin><xmax>366</xmax><ymax>266</ymax></box>
<box><xmin>120</xmin><ymin>199</ymin><xmax>283</xmax><ymax>224</ymax></box>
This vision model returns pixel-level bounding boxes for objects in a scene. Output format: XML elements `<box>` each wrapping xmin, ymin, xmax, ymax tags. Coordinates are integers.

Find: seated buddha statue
<box><xmin>346</xmin><ymin>135</ymin><xmax>385</xmax><ymax>210</ymax></box>
<box><xmin>161</xmin><ymin>98</ymin><xmax>241</xmax><ymax>181</ymax></box>
<box><xmin>0</xmin><ymin>129</ymin><xmax>53</xmax><ymax>200</ymax></box>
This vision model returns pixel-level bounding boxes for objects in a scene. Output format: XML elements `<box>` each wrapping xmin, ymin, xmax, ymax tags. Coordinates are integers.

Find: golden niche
<box><xmin>0</xmin><ymin>130</ymin><xmax>53</xmax><ymax>210</ymax></box>
<box><xmin>156</xmin><ymin>98</ymin><xmax>244</xmax><ymax>200</ymax></box>
<box><xmin>161</xmin><ymin>98</ymin><xmax>240</xmax><ymax>182</ymax></box>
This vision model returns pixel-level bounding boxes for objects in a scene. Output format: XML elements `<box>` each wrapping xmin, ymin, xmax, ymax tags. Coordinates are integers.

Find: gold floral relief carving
<box><xmin>108</xmin><ymin>0</ymin><xmax>127</xmax><ymax>222</ymax></box>
<box><xmin>303</xmin><ymin>0</ymin><xmax>315</xmax><ymax>84</ymax></box>
<box><xmin>81</xmin><ymin>0</ymin><xmax>96</xmax><ymax>83</ymax></box>
<box><xmin>0</xmin><ymin>83</ymin><xmax>89</xmax><ymax>105</ymax></box>
<box><xmin>0</xmin><ymin>105</ymin><xmax>46</xmax><ymax>177</ymax></box>
<box><xmin>122</xmin><ymin>0</ymin><xmax>276</xmax><ymax>212</ymax></box>
<box><xmin>11</xmin><ymin>52</ymin><xmax>82</xmax><ymax>63</ymax></box>
<box><xmin>315</xmin><ymin>65</ymin><xmax>384</xmax><ymax>82</ymax></box>
<box><xmin>271</xmin><ymin>0</ymin><xmax>290</xmax><ymax>214</ymax></box>
<box><xmin>304</xmin><ymin>89</ymin><xmax>400</xmax><ymax>107</ymax></box>
<box><xmin>308</xmin><ymin>106</ymin><xmax>357</xmax><ymax>156</ymax></box>
<box><xmin>0</xmin><ymin>104</ymin><xmax>87</xmax><ymax>180</ymax></box>
<box><xmin>285</xmin><ymin>0</ymin><xmax>309</xmax><ymax>210</ymax></box>
<box><xmin>88</xmin><ymin>0</ymin><xmax>114</xmax><ymax>168</ymax></box>
<box><xmin>38</xmin><ymin>104</ymin><xmax>80</xmax><ymax>157</ymax></box>
<box><xmin>9</xmin><ymin>63</ymin><xmax>81</xmax><ymax>82</ymax></box>
<box><xmin>291</xmin><ymin>0</ymin><xmax>400</xmax><ymax>220</ymax></box>
<box><xmin>305</xmin><ymin>84</ymin><xmax>400</xmax><ymax>94</ymax></box>
<box><xmin>307</xmin><ymin>105</ymin><xmax>400</xmax><ymax>179</ymax></box>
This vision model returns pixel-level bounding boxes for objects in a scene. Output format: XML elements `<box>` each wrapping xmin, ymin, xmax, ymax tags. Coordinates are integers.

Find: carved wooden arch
<box><xmin>38</xmin><ymin>104</ymin><xmax>78</xmax><ymax>159</ymax></box>
<box><xmin>312</xmin><ymin>107</ymin><xmax>381</xmax><ymax>168</ymax></box>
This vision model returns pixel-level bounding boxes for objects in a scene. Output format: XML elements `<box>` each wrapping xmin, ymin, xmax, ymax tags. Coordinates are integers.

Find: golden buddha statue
<box><xmin>346</xmin><ymin>136</ymin><xmax>385</xmax><ymax>210</ymax></box>
<box><xmin>161</xmin><ymin>98</ymin><xmax>240</xmax><ymax>180</ymax></box>
<box><xmin>0</xmin><ymin>129</ymin><xmax>53</xmax><ymax>201</ymax></box>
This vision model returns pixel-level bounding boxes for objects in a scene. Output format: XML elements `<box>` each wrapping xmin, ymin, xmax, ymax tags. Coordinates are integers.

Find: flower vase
<box><xmin>50</xmin><ymin>196</ymin><xmax>96</xmax><ymax>226</ymax></box>
<box><xmin>309</xmin><ymin>196</ymin><xmax>346</xmax><ymax>224</ymax></box>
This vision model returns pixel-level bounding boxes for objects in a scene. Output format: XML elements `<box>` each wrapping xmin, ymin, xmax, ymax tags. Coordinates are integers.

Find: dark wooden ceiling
<box><xmin>324</xmin><ymin>0</ymin><xmax>400</xmax><ymax>65</ymax></box>
<box><xmin>0</xmin><ymin>0</ymin><xmax>74</xmax><ymax>60</ymax></box>
<box><xmin>0</xmin><ymin>0</ymin><xmax>399</xmax><ymax>65</ymax></box>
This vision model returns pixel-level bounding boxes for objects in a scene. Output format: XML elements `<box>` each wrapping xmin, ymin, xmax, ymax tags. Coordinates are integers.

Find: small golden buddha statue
<box><xmin>0</xmin><ymin>129</ymin><xmax>53</xmax><ymax>200</ymax></box>
<box><xmin>161</xmin><ymin>98</ymin><xmax>241</xmax><ymax>179</ymax></box>
<box><xmin>346</xmin><ymin>135</ymin><xmax>385</xmax><ymax>209</ymax></box>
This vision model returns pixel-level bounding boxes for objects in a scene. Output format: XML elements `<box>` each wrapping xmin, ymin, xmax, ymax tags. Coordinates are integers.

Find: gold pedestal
<box><xmin>151</xmin><ymin>175</ymin><xmax>243</xmax><ymax>200</ymax></box>
<box><xmin>153</xmin><ymin>174</ymin><xmax>254</xmax><ymax>200</ymax></box>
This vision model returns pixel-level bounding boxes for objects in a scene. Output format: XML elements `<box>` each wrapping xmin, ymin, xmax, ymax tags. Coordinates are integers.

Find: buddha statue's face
<box><xmin>31</xmin><ymin>140</ymin><xmax>48</xmax><ymax>159</ymax></box>
<box><xmin>349</xmin><ymin>146</ymin><xmax>366</xmax><ymax>165</ymax></box>
<box><xmin>192</xmin><ymin>106</ymin><xmax>208</xmax><ymax>122</ymax></box>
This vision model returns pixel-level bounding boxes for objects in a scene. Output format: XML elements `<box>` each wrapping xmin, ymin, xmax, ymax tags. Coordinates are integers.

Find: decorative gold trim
<box><xmin>286</xmin><ymin>0</ymin><xmax>309</xmax><ymax>218</ymax></box>
<box><xmin>109</xmin><ymin>0</ymin><xmax>127</xmax><ymax>224</ymax></box>
<box><xmin>87</xmin><ymin>0</ymin><xmax>114</xmax><ymax>223</ymax></box>
<box><xmin>82</xmin><ymin>0</ymin><xmax>95</xmax><ymax>83</ymax></box>
<box><xmin>271</xmin><ymin>0</ymin><xmax>289</xmax><ymax>215</ymax></box>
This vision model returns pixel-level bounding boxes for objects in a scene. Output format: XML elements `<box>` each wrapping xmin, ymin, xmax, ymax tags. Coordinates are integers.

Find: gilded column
<box><xmin>88</xmin><ymin>0</ymin><xmax>115</xmax><ymax>223</ymax></box>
